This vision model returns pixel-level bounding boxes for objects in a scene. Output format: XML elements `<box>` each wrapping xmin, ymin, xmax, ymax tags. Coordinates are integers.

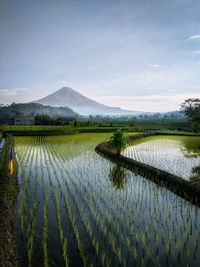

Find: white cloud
<box><xmin>194</xmin><ymin>50</ymin><xmax>200</xmax><ymax>55</ymax></box>
<box><xmin>0</xmin><ymin>89</ymin><xmax>17</xmax><ymax>97</ymax></box>
<box><xmin>95</xmin><ymin>93</ymin><xmax>200</xmax><ymax>112</ymax></box>
<box><xmin>188</xmin><ymin>34</ymin><xmax>200</xmax><ymax>40</ymax></box>
<box><xmin>62</xmin><ymin>80</ymin><xmax>71</xmax><ymax>86</ymax></box>
<box><xmin>167</xmin><ymin>89</ymin><xmax>177</xmax><ymax>92</ymax></box>
<box><xmin>149</xmin><ymin>64</ymin><xmax>166</xmax><ymax>68</ymax></box>
<box><xmin>0</xmin><ymin>88</ymin><xmax>35</xmax><ymax>104</ymax></box>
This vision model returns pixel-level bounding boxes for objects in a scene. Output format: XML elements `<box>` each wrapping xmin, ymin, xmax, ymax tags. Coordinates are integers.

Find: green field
<box><xmin>14</xmin><ymin>133</ymin><xmax>200</xmax><ymax>267</ymax></box>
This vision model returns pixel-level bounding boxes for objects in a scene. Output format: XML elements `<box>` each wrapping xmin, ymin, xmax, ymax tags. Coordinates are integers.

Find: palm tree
<box><xmin>109</xmin><ymin>129</ymin><xmax>127</xmax><ymax>155</ymax></box>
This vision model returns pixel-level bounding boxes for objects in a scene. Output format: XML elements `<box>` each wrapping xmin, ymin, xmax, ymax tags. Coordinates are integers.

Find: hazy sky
<box><xmin>0</xmin><ymin>0</ymin><xmax>200</xmax><ymax>112</ymax></box>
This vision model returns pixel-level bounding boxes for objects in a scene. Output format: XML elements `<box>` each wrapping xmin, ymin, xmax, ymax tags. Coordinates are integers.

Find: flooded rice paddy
<box><xmin>15</xmin><ymin>134</ymin><xmax>200</xmax><ymax>267</ymax></box>
<box><xmin>123</xmin><ymin>135</ymin><xmax>200</xmax><ymax>180</ymax></box>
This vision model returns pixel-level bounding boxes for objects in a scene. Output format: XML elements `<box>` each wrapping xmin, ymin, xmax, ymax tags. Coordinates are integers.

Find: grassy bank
<box><xmin>0</xmin><ymin>125</ymin><xmax>76</xmax><ymax>135</ymax></box>
<box><xmin>0</xmin><ymin>135</ymin><xmax>18</xmax><ymax>267</ymax></box>
<box><xmin>0</xmin><ymin>125</ymin><xmax>140</xmax><ymax>135</ymax></box>
<box><xmin>1</xmin><ymin>125</ymin><xmax>198</xmax><ymax>136</ymax></box>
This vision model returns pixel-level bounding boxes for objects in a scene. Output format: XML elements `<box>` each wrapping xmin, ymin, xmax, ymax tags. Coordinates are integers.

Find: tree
<box><xmin>109</xmin><ymin>129</ymin><xmax>127</xmax><ymax>155</ymax></box>
<box><xmin>181</xmin><ymin>98</ymin><xmax>200</xmax><ymax>132</ymax></box>
<box><xmin>191</xmin><ymin>114</ymin><xmax>200</xmax><ymax>132</ymax></box>
<box><xmin>73</xmin><ymin>120</ymin><xmax>77</xmax><ymax>127</ymax></box>
<box><xmin>128</xmin><ymin>116</ymin><xmax>137</xmax><ymax>127</ymax></box>
<box><xmin>181</xmin><ymin>98</ymin><xmax>200</xmax><ymax>118</ymax></box>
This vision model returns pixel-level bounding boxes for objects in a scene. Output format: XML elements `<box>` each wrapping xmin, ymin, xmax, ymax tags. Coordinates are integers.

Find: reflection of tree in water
<box><xmin>109</xmin><ymin>164</ymin><xmax>127</xmax><ymax>189</ymax></box>
<box><xmin>190</xmin><ymin>165</ymin><xmax>200</xmax><ymax>187</ymax></box>
<box><xmin>182</xmin><ymin>138</ymin><xmax>200</xmax><ymax>158</ymax></box>
<box><xmin>184</xmin><ymin>138</ymin><xmax>200</xmax><ymax>186</ymax></box>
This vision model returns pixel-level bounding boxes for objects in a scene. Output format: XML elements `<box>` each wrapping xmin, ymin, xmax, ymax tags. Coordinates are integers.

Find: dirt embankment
<box><xmin>0</xmin><ymin>135</ymin><xmax>18</xmax><ymax>267</ymax></box>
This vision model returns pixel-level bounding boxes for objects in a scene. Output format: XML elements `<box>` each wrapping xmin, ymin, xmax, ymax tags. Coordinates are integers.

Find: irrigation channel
<box><xmin>14</xmin><ymin>133</ymin><xmax>200</xmax><ymax>267</ymax></box>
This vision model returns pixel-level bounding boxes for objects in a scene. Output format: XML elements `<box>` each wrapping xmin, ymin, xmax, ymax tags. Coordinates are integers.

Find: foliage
<box><xmin>1</xmin><ymin>125</ymin><xmax>76</xmax><ymax>135</ymax></box>
<box><xmin>191</xmin><ymin>114</ymin><xmax>200</xmax><ymax>132</ymax></box>
<box><xmin>181</xmin><ymin>98</ymin><xmax>200</xmax><ymax>132</ymax></box>
<box><xmin>181</xmin><ymin>136</ymin><xmax>200</xmax><ymax>157</ymax></box>
<box><xmin>0</xmin><ymin>103</ymin><xmax>78</xmax><ymax>125</ymax></box>
<box><xmin>190</xmin><ymin>166</ymin><xmax>200</xmax><ymax>187</ymax></box>
<box><xmin>109</xmin><ymin>129</ymin><xmax>127</xmax><ymax>154</ymax></box>
<box><xmin>181</xmin><ymin>98</ymin><xmax>200</xmax><ymax>118</ymax></box>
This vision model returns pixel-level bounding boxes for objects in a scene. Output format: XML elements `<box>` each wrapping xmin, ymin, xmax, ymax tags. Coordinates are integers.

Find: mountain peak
<box><xmin>58</xmin><ymin>87</ymin><xmax>75</xmax><ymax>92</ymax></box>
<box><xmin>35</xmin><ymin>87</ymin><xmax>138</xmax><ymax>115</ymax></box>
<box><xmin>55</xmin><ymin>87</ymin><xmax>84</xmax><ymax>98</ymax></box>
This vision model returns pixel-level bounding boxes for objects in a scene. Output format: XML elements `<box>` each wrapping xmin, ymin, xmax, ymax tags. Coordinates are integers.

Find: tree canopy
<box><xmin>181</xmin><ymin>98</ymin><xmax>200</xmax><ymax>132</ymax></box>
<box><xmin>109</xmin><ymin>129</ymin><xmax>127</xmax><ymax>155</ymax></box>
<box><xmin>181</xmin><ymin>98</ymin><xmax>200</xmax><ymax>118</ymax></box>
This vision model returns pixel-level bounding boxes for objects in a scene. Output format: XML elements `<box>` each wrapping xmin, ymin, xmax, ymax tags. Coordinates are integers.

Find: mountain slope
<box><xmin>35</xmin><ymin>87</ymin><xmax>139</xmax><ymax>115</ymax></box>
<box><xmin>0</xmin><ymin>103</ymin><xmax>78</xmax><ymax>123</ymax></box>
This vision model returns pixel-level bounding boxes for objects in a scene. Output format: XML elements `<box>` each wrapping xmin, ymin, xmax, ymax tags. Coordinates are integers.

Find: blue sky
<box><xmin>0</xmin><ymin>0</ymin><xmax>200</xmax><ymax>111</ymax></box>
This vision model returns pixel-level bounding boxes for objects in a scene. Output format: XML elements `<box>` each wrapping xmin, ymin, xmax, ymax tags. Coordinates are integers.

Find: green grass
<box><xmin>1</xmin><ymin>124</ymin><xmax>198</xmax><ymax>137</ymax></box>
<box><xmin>155</xmin><ymin>130</ymin><xmax>200</xmax><ymax>136</ymax></box>
<box><xmin>5</xmin><ymin>184</ymin><xmax>18</xmax><ymax>196</ymax></box>
<box><xmin>1</xmin><ymin>125</ymin><xmax>76</xmax><ymax>135</ymax></box>
<box><xmin>0</xmin><ymin>125</ymin><xmax>142</xmax><ymax>135</ymax></box>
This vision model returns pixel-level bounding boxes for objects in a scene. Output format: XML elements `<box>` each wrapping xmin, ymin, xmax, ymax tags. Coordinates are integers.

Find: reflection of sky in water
<box><xmin>123</xmin><ymin>138</ymin><xmax>200</xmax><ymax>180</ymax></box>
<box><xmin>15</xmin><ymin>135</ymin><xmax>200</xmax><ymax>267</ymax></box>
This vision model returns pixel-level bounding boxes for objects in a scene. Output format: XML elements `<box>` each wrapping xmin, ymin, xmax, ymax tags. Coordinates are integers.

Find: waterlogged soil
<box><xmin>15</xmin><ymin>134</ymin><xmax>200</xmax><ymax>267</ymax></box>
<box><xmin>123</xmin><ymin>135</ymin><xmax>200</xmax><ymax>180</ymax></box>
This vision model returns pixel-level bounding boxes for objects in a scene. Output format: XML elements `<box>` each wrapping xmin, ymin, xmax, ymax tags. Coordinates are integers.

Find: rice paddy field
<box><xmin>14</xmin><ymin>133</ymin><xmax>200</xmax><ymax>267</ymax></box>
<box><xmin>123</xmin><ymin>135</ymin><xmax>200</xmax><ymax>180</ymax></box>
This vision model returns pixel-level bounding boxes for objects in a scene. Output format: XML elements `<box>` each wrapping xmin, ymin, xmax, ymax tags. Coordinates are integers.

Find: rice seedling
<box><xmin>40</xmin><ymin>142</ymin><xmax>49</xmax><ymax>267</ymax></box>
<box><xmin>43</xmin><ymin>145</ymin><xmax>70</xmax><ymax>267</ymax></box>
<box><xmin>14</xmin><ymin>134</ymin><xmax>200</xmax><ymax>267</ymax></box>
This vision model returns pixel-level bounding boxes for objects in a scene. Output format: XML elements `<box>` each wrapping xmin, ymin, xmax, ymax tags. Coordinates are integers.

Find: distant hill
<box><xmin>0</xmin><ymin>103</ymin><xmax>78</xmax><ymax>124</ymax></box>
<box><xmin>138</xmin><ymin>111</ymin><xmax>185</xmax><ymax>120</ymax></box>
<box><xmin>34</xmin><ymin>87</ymin><xmax>142</xmax><ymax>115</ymax></box>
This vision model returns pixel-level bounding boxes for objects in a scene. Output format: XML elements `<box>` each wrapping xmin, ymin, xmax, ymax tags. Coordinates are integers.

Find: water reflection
<box><xmin>181</xmin><ymin>137</ymin><xmax>200</xmax><ymax>158</ymax></box>
<box><xmin>109</xmin><ymin>164</ymin><xmax>127</xmax><ymax>189</ymax></box>
<box><xmin>190</xmin><ymin>165</ymin><xmax>200</xmax><ymax>187</ymax></box>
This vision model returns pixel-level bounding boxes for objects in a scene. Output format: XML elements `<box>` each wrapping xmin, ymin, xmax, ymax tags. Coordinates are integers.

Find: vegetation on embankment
<box><xmin>0</xmin><ymin>125</ymin><xmax>141</xmax><ymax>135</ymax></box>
<box><xmin>2</xmin><ymin>124</ymin><xmax>199</xmax><ymax>137</ymax></box>
<box><xmin>154</xmin><ymin>130</ymin><xmax>200</xmax><ymax>136</ymax></box>
<box><xmin>96</xmin><ymin>133</ymin><xmax>200</xmax><ymax>206</ymax></box>
<box><xmin>0</xmin><ymin>125</ymin><xmax>77</xmax><ymax>136</ymax></box>
<box><xmin>0</xmin><ymin>135</ymin><xmax>18</xmax><ymax>267</ymax></box>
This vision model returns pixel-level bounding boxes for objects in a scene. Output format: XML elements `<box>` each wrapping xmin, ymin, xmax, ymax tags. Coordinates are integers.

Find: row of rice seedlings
<box><xmin>27</xmin><ymin>143</ymin><xmax>39</xmax><ymax>267</ymax></box>
<box><xmin>45</xmin><ymin>141</ymin><xmax>109</xmax><ymax>266</ymax></box>
<box><xmin>43</xmin><ymin>143</ymin><xmax>70</xmax><ymax>267</ymax></box>
<box><xmin>45</xmin><ymin>141</ymin><xmax>113</xmax><ymax>266</ymax></box>
<box><xmin>15</xmin><ymin>136</ymin><xmax>200</xmax><ymax>267</ymax></box>
<box><xmin>48</xmin><ymin>141</ymin><xmax>125</xmax><ymax>266</ymax></box>
<box><xmin>52</xmin><ymin>142</ymin><xmax>152</xmax><ymax>265</ymax></box>
<box><xmin>49</xmin><ymin>138</ymin><xmax>198</xmax><ymax>266</ymax></box>
<box><xmin>65</xmin><ymin>152</ymin><xmax>196</xmax><ymax>266</ymax></box>
<box><xmin>19</xmin><ymin>144</ymin><xmax>36</xmax><ymax>232</ymax></box>
<box><xmin>15</xmin><ymin>136</ymin><xmax>36</xmax><ymax>163</ymax></box>
<box><xmin>45</xmin><ymin>143</ymin><xmax>87</xmax><ymax>267</ymax></box>
<box><xmin>74</xmin><ymin>173</ymin><xmax>138</xmax><ymax>265</ymax></box>
<box><xmin>123</xmin><ymin>138</ymin><xmax>200</xmax><ymax>179</ymax></box>
<box><xmin>40</xmin><ymin>141</ymin><xmax>49</xmax><ymax>267</ymax></box>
